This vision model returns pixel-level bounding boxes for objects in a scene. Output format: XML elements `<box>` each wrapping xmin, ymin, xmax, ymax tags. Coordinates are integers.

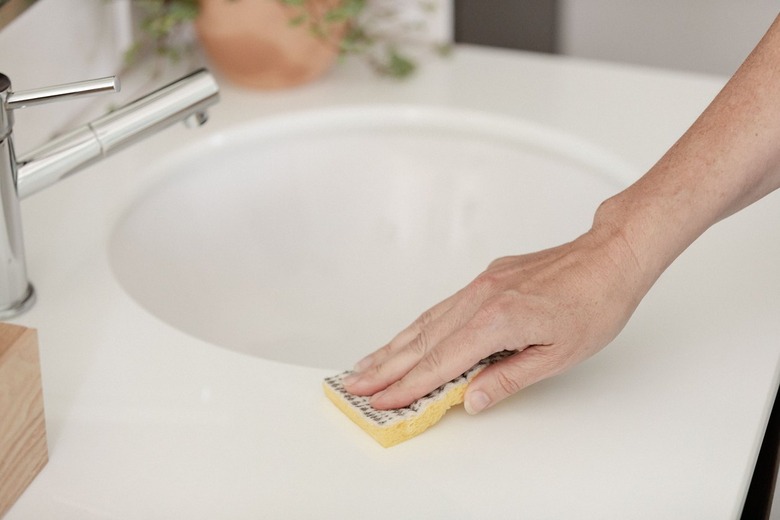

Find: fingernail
<box><xmin>465</xmin><ymin>390</ymin><xmax>491</xmax><ymax>415</ymax></box>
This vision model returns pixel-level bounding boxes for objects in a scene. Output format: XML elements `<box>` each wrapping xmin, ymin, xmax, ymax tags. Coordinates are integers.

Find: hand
<box><xmin>342</xmin><ymin>226</ymin><xmax>651</xmax><ymax>414</ymax></box>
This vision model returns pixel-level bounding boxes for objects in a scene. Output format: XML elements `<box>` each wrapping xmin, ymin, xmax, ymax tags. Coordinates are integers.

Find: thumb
<box><xmin>464</xmin><ymin>345</ymin><xmax>565</xmax><ymax>415</ymax></box>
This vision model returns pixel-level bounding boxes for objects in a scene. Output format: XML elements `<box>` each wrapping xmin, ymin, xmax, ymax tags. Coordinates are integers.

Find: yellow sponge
<box><xmin>322</xmin><ymin>351</ymin><xmax>514</xmax><ymax>447</ymax></box>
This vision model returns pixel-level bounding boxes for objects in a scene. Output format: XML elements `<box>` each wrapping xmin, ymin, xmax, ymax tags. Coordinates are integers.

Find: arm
<box><xmin>343</xmin><ymin>14</ymin><xmax>780</xmax><ymax>414</ymax></box>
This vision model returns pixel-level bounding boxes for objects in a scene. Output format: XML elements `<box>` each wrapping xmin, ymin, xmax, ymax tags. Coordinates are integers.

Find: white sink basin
<box><xmin>109</xmin><ymin>106</ymin><xmax>631</xmax><ymax>369</ymax></box>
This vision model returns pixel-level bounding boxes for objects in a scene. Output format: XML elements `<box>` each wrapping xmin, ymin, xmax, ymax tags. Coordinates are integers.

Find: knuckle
<box><xmin>365</xmin><ymin>359</ymin><xmax>386</xmax><ymax>380</ymax></box>
<box><xmin>469</xmin><ymin>272</ymin><xmax>501</xmax><ymax>295</ymax></box>
<box><xmin>487</xmin><ymin>255</ymin><xmax>513</xmax><ymax>269</ymax></box>
<box><xmin>408</xmin><ymin>328</ymin><xmax>432</xmax><ymax>356</ymax></box>
<box><xmin>469</xmin><ymin>292</ymin><xmax>518</xmax><ymax>330</ymax></box>
<box><xmin>494</xmin><ymin>368</ymin><xmax>523</xmax><ymax>397</ymax></box>
<box><xmin>420</xmin><ymin>348</ymin><xmax>447</xmax><ymax>380</ymax></box>
<box><xmin>373</xmin><ymin>342</ymin><xmax>395</xmax><ymax>358</ymax></box>
<box><xmin>382</xmin><ymin>337</ymin><xmax>407</xmax><ymax>358</ymax></box>
<box><xmin>361</xmin><ymin>341</ymin><xmax>397</xmax><ymax>369</ymax></box>
<box><xmin>363</xmin><ymin>359</ymin><xmax>400</xmax><ymax>392</ymax></box>
<box><xmin>414</xmin><ymin>308</ymin><xmax>436</xmax><ymax>328</ymax></box>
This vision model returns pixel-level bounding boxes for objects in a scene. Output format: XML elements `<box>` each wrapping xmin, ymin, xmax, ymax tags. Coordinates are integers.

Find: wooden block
<box><xmin>0</xmin><ymin>323</ymin><xmax>47</xmax><ymax>518</ymax></box>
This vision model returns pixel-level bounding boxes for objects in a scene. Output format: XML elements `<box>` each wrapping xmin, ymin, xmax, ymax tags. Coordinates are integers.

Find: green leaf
<box><xmin>309</xmin><ymin>22</ymin><xmax>328</xmax><ymax>39</ymax></box>
<box><xmin>435</xmin><ymin>42</ymin><xmax>454</xmax><ymax>57</ymax></box>
<box><xmin>339</xmin><ymin>27</ymin><xmax>371</xmax><ymax>54</ymax></box>
<box><xmin>288</xmin><ymin>14</ymin><xmax>308</xmax><ymax>27</ymax></box>
<box><xmin>324</xmin><ymin>0</ymin><xmax>366</xmax><ymax>23</ymax></box>
<box><xmin>383</xmin><ymin>50</ymin><xmax>416</xmax><ymax>78</ymax></box>
<box><xmin>123</xmin><ymin>41</ymin><xmax>142</xmax><ymax>66</ymax></box>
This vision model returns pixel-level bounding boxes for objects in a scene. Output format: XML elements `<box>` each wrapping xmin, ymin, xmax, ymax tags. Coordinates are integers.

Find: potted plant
<box><xmin>128</xmin><ymin>0</ymin><xmax>444</xmax><ymax>89</ymax></box>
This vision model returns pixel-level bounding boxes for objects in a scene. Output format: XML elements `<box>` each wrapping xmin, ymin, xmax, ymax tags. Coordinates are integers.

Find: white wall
<box><xmin>0</xmin><ymin>0</ymin><xmax>207</xmax><ymax>151</ymax></box>
<box><xmin>559</xmin><ymin>0</ymin><xmax>779</xmax><ymax>77</ymax></box>
<box><xmin>0</xmin><ymin>0</ymin><xmax>131</xmax><ymax>150</ymax></box>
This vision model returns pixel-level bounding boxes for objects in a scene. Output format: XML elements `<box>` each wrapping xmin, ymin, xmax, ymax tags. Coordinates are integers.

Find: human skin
<box><xmin>343</xmin><ymin>14</ymin><xmax>780</xmax><ymax>415</ymax></box>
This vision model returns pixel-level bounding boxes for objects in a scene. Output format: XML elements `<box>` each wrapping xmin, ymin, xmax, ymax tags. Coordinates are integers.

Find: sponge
<box><xmin>322</xmin><ymin>350</ymin><xmax>514</xmax><ymax>447</ymax></box>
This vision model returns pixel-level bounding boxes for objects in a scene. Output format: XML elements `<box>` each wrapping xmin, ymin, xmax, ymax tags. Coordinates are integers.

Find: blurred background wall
<box><xmin>455</xmin><ymin>0</ymin><xmax>779</xmax><ymax>77</ymax></box>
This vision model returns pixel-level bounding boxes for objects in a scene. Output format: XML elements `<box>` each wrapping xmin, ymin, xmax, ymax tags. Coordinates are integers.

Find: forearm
<box><xmin>595</xmin><ymin>14</ymin><xmax>780</xmax><ymax>284</ymax></box>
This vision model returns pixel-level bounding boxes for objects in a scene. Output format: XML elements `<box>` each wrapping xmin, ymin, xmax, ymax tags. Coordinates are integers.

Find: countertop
<box><xmin>6</xmin><ymin>45</ymin><xmax>780</xmax><ymax>519</ymax></box>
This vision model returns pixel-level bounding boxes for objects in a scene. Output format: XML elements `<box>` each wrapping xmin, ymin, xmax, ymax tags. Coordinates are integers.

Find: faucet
<box><xmin>0</xmin><ymin>68</ymin><xmax>220</xmax><ymax>318</ymax></box>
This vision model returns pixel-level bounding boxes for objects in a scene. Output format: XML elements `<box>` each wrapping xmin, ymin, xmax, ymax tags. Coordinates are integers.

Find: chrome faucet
<box><xmin>0</xmin><ymin>68</ymin><xmax>220</xmax><ymax>318</ymax></box>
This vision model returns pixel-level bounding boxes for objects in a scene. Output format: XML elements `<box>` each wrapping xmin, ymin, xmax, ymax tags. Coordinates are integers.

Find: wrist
<box><xmin>588</xmin><ymin>191</ymin><xmax>676</xmax><ymax>293</ymax></box>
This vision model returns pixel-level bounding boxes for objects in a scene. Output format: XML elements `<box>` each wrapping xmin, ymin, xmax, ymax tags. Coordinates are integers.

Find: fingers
<box><xmin>367</xmin><ymin>333</ymin><xmax>493</xmax><ymax>410</ymax></box>
<box><xmin>366</xmin><ymin>295</ymin><xmax>524</xmax><ymax>410</ymax></box>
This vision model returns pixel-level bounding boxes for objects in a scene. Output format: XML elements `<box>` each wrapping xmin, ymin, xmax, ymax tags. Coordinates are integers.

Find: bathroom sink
<box><xmin>109</xmin><ymin>106</ymin><xmax>632</xmax><ymax>369</ymax></box>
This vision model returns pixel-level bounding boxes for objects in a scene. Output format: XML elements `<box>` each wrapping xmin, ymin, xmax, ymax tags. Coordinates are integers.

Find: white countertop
<box><xmin>6</xmin><ymin>46</ymin><xmax>780</xmax><ymax>519</ymax></box>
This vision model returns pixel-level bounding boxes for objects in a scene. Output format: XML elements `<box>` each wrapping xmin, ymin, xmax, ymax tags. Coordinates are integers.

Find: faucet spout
<box><xmin>0</xmin><ymin>68</ymin><xmax>220</xmax><ymax>318</ymax></box>
<box><xmin>17</xmin><ymin>69</ymin><xmax>220</xmax><ymax>199</ymax></box>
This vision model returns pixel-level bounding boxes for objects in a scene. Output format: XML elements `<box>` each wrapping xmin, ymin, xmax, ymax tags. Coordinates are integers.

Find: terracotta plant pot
<box><xmin>195</xmin><ymin>0</ymin><xmax>343</xmax><ymax>89</ymax></box>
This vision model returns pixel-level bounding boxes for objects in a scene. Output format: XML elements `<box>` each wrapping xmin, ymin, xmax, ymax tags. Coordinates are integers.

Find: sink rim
<box><xmin>146</xmin><ymin>104</ymin><xmax>637</xmax><ymax>192</ymax></box>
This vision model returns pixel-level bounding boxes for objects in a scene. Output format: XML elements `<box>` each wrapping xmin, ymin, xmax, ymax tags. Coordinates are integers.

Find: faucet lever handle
<box><xmin>4</xmin><ymin>76</ymin><xmax>120</xmax><ymax>110</ymax></box>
